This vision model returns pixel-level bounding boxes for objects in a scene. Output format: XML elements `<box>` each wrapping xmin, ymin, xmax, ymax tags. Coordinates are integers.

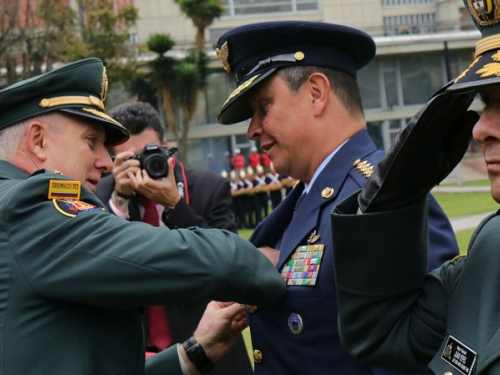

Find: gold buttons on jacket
<box><xmin>253</xmin><ymin>349</ymin><xmax>263</xmax><ymax>363</ymax></box>
<box><xmin>246</xmin><ymin>305</ymin><xmax>258</xmax><ymax>313</ymax></box>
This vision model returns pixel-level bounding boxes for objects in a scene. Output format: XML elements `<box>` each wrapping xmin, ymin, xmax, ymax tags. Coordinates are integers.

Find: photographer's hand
<box><xmin>127</xmin><ymin>157</ymin><xmax>181</xmax><ymax>208</ymax></box>
<box><xmin>112</xmin><ymin>151</ymin><xmax>140</xmax><ymax>197</ymax></box>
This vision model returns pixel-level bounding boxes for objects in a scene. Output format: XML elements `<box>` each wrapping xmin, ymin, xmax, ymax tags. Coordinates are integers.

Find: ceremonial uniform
<box><xmin>248</xmin><ymin>130</ymin><xmax>458</xmax><ymax>374</ymax></box>
<box><xmin>0</xmin><ymin>57</ymin><xmax>286</xmax><ymax>375</ymax></box>
<box><xmin>329</xmin><ymin>1</ymin><xmax>500</xmax><ymax>374</ymax></box>
<box><xmin>213</xmin><ymin>21</ymin><xmax>459</xmax><ymax>375</ymax></box>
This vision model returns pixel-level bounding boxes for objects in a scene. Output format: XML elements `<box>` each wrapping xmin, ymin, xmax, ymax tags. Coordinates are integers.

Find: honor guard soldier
<box><xmin>253</xmin><ymin>164</ymin><xmax>269</xmax><ymax>221</ymax></box>
<box><xmin>330</xmin><ymin>1</ymin><xmax>500</xmax><ymax>374</ymax></box>
<box><xmin>214</xmin><ymin>21</ymin><xmax>459</xmax><ymax>375</ymax></box>
<box><xmin>243</xmin><ymin>166</ymin><xmax>257</xmax><ymax>228</ymax></box>
<box><xmin>0</xmin><ymin>57</ymin><xmax>286</xmax><ymax>375</ymax></box>
<box><xmin>229</xmin><ymin>170</ymin><xmax>245</xmax><ymax>230</ymax></box>
<box><xmin>265</xmin><ymin>163</ymin><xmax>283</xmax><ymax>209</ymax></box>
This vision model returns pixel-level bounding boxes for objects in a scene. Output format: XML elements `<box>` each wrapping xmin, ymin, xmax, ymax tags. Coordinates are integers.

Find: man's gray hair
<box><xmin>0</xmin><ymin>113</ymin><xmax>64</xmax><ymax>161</ymax></box>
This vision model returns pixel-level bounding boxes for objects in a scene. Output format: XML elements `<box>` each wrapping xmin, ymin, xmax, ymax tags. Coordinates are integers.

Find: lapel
<box><xmin>249</xmin><ymin>182</ymin><xmax>304</xmax><ymax>248</ymax></box>
<box><xmin>276</xmin><ymin>130</ymin><xmax>379</xmax><ymax>270</ymax></box>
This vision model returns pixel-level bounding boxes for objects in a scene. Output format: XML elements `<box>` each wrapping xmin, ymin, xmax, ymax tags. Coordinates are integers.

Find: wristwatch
<box><xmin>181</xmin><ymin>336</ymin><xmax>214</xmax><ymax>374</ymax></box>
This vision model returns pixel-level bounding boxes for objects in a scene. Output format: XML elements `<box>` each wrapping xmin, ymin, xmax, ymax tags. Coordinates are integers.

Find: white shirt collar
<box><xmin>303</xmin><ymin>139</ymin><xmax>348</xmax><ymax>194</ymax></box>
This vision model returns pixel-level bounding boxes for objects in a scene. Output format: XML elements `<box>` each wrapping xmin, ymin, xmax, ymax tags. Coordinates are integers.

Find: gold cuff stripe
<box><xmin>476</xmin><ymin>34</ymin><xmax>500</xmax><ymax>57</ymax></box>
<box><xmin>39</xmin><ymin>95</ymin><xmax>105</xmax><ymax>111</ymax></box>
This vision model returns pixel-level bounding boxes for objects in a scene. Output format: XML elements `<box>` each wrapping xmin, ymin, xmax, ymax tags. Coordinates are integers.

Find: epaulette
<box><xmin>353</xmin><ymin>159</ymin><xmax>374</xmax><ymax>178</ymax></box>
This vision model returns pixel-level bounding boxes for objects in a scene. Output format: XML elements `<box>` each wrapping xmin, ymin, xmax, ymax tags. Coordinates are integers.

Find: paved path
<box><xmin>431</xmin><ymin>185</ymin><xmax>496</xmax><ymax>232</ymax></box>
<box><xmin>449</xmin><ymin>212</ymin><xmax>493</xmax><ymax>232</ymax></box>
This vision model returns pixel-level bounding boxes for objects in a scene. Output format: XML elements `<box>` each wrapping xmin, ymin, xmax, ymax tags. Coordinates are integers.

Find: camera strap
<box><xmin>172</xmin><ymin>157</ymin><xmax>190</xmax><ymax>205</ymax></box>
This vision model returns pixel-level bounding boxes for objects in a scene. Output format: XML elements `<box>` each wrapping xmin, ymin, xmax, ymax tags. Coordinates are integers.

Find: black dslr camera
<box><xmin>129</xmin><ymin>143</ymin><xmax>177</xmax><ymax>179</ymax></box>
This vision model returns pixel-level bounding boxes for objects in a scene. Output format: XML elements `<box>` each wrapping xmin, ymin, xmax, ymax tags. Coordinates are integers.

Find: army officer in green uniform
<box><xmin>0</xmin><ymin>57</ymin><xmax>286</xmax><ymax>375</ymax></box>
<box><xmin>330</xmin><ymin>1</ymin><xmax>500</xmax><ymax>374</ymax></box>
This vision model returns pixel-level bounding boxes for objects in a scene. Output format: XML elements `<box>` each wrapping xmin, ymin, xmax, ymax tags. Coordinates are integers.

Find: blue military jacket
<box><xmin>248</xmin><ymin>130</ymin><xmax>458</xmax><ymax>375</ymax></box>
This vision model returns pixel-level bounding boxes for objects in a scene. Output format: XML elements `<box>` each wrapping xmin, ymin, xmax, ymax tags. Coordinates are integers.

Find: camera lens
<box><xmin>145</xmin><ymin>155</ymin><xmax>168</xmax><ymax>179</ymax></box>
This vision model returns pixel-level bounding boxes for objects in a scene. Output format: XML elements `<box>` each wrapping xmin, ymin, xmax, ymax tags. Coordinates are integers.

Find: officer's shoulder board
<box><xmin>48</xmin><ymin>179</ymin><xmax>104</xmax><ymax>217</ymax></box>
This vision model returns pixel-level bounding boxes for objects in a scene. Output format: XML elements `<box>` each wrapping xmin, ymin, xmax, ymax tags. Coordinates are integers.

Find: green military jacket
<box><xmin>0</xmin><ymin>161</ymin><xmax>285</xmax><ymax>375</ymax></box>
<box><xmin>331</xmin><ymin>191</ymin><xmax>500</xmax><ymax>375</ymax></box>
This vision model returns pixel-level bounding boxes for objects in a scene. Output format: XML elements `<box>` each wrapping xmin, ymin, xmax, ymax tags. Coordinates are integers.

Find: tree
<box><xmin>77</xmin><ymin>0</ymin><xmax>139</xmax><ymax>84</ymax></box>
<box><xmin>146</xmin><ymin>34</ymin><xmax>206</xmax><ymax>163</ymax></box>
<box><xmin>174</xmin><ymin>0</ymin><xmax>223</xmax><ymax>63</ymax></box>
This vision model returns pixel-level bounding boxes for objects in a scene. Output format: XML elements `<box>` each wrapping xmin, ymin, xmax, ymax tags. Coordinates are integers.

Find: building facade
<box><xmin>125</xmin><ymin>0</ymin><xmax>480</xmax><ymax>171</ymax></box>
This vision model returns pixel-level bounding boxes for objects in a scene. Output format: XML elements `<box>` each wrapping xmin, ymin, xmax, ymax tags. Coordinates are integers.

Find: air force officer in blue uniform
<box><xmin>214</xmin><ymin>21</ymin><xmax>459</xmax><ymax>375</ymax></box>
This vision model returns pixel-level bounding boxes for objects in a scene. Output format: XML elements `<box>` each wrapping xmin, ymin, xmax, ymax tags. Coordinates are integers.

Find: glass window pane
<box><xmin>358</xmin><ymin>60</ymin><xmax>381</xmax><ymax>109</ymax></box>
<box><xmin>400</xmin><ymin>52</ymin><xmax>443</xmax><ymax>105</ymax></box>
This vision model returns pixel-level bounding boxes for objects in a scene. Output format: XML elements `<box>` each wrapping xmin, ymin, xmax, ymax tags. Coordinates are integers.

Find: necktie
<box><xmin>137</xmin><ymin>195</ymin><xmax>172</xmax><ymax>351</ymax></box>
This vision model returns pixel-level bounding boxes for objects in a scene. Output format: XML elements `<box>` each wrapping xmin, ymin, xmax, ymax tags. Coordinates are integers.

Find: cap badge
<box><xmin>469</xmin><ymin>0</ymin><xmax>500</xmax><ymax>26</ymax></box>
<box><xmin>477</xmin><ymin>51</ymin><xmax>500</xmax><ymax>77</ymax></box>
<box><xmin>288</xmin><ymin>313</ymin><xmax>304</xmax><ymax>335</ymax></box>
<box><xmin>101</xmin><ymin>67</ymin><xmax>109</xmax><ymax>101</ymax></box>
<box><xmin>216</xmin><ymin>41</ymin><xmax>231</xmax><ymax>72</ymax></box>
<box><xmin>321</xmin><ymin>187</ymin><xmax>334</xmax><ymax>199</ymax></box>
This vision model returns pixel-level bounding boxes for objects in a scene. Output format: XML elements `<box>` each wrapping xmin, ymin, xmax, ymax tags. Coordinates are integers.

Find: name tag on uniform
<box><xmin>441</xmin><ymin>335</ymin><xmax>477</xmax><ymax>375</ymax></box>
<box><xmin>280</xmin><ymin>244</ymin><xmax>324</xmax><ymax>286</ymax></box>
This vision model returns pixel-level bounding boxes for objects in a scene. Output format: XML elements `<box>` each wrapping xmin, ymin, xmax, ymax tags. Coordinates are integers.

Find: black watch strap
<box><xmin>181</xmin><ymin>336</ymin><xmax>214</xmax><ymax>374</ymax></box>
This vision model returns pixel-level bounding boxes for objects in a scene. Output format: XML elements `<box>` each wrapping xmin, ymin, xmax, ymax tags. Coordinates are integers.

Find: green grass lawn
<box><xmin>433</xmin><ymin>186</ymin><xmax>498</xmax><ymax>253</ymax></box>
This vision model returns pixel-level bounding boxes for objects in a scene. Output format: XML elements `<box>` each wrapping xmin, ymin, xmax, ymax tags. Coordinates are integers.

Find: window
<box><xmin>221</xmin><ymin>0</ymin><xmax>319</xmax><ymax>17</ymax></box>
<box><xmin>382</xmin><ymin>0</ymin><xmax>435</xmax><ymax>6</ymax></box>
<box><xmin>384</xmin><ymin>13</ymin><xmax>436</xmax><ymax>35</ymax></box>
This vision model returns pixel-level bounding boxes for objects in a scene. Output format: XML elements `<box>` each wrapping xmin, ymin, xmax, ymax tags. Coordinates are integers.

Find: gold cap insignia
<box><xmin>469</xmin><ymin>0</ymin><xmax>500</xmax><ymax>27</ymax></box>
<box><xmin>321</xmin><ymin>187</ymin><xmax>334</xmax><ymax>199</ymax></box>
<box><xmin>101</xmin><ymin>67</ymin><xmax>109</xmax><ymax>102</ymax></box>
<box><xmin>307</xmin><ymin>230</ymin><xmax>320</xmax><ymax>244</ymax></box>
<box><xmin>353</xmin><ymin>159</ymin><xmax>374</xmax><ymax>178</ymax></box>
<box><xmin>216</xmin><ymin>41</ymin><xmax>231</xmax><ymax>72</ymax></box>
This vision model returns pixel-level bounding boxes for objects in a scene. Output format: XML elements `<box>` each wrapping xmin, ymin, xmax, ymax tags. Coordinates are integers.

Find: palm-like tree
<box><xmin>174</xmin><ymin>0</ymin><xmax>223</xmax><ymax>63</ymax></box>
<box><xmin>146</xmin><ymin>33</ymin><xmax>205</xmax><ymax>163</ymax></box>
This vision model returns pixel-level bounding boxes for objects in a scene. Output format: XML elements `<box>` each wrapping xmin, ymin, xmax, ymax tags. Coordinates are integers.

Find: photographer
<box><xmin>95</xmin><ymin>101</ymin><xmax>250</xmax><ymax>375</ymax></box>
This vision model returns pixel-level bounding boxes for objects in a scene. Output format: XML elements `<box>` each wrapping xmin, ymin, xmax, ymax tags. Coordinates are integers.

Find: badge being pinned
<box><xmin>48</xmin><ymin>179</ymin><xmax>81</xmax><ymax>200</ymax></box>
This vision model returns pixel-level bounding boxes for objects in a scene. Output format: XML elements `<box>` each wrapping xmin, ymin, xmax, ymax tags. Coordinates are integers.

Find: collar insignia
<box><xmin>321</xmin><ymin>187</ymin><xmax>334</xmax><ymax>199</ymax></box>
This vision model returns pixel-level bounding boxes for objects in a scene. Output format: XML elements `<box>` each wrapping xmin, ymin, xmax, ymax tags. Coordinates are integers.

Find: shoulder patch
<box><xmin>353</xmin><ymin>159</ymin><xmax>374</xmax><ymax>178</ymax></box>
<box><xmin>450</xmin><ymin>254</ymin><xmax>467</xmax><ymax>264</ymax></box>
<box><xmin>48</xmin><ymin>180</ymin><xmax>81</xmax><ymax>200</ymax></box>
<box><xmin>53</xmin><ymin>199</ymin><xmax>105</xmax><ymax>217</ymax></box>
